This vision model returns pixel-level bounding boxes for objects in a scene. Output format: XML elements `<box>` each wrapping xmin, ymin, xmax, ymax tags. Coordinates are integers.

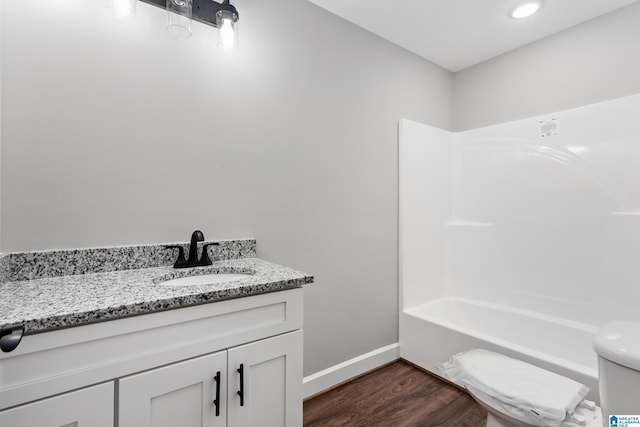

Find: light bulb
<box><xmin>219</xmin><ymin>18</ymin><xmax>236</xmax><ymax>52</ymax></box>
<box><xmin>216</xmin><ymin>5</ymin><xmax>239</xmax><ymax>53</ymax></box>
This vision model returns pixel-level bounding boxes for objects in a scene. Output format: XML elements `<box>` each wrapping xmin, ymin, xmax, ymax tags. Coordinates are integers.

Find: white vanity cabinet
<box><xmin>0</xmin><ymin>289</ymin><xmax>303</xmax><ymax>427</ymax></box>
<box><xmin>119</xmin><ymin>331</ymin><xmax>302</xmax><ymax>427</ymax></box>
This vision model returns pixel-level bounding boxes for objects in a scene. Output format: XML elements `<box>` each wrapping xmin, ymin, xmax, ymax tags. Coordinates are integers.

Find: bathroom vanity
<box><xmin>0</xmin><ymin>238</ymin><xmax>312</xmax><ymax>427</ymax></box>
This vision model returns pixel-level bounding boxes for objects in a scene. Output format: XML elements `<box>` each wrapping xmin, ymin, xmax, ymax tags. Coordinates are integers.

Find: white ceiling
<box><xmin>307</xmin><ymin>0</ymin><xmax>640</xmax><ymax>72</ymax></box>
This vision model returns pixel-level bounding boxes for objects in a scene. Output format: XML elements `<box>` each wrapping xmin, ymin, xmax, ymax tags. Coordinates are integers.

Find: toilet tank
<box><xmin>593</xmin><ymin>321</ymin><xmax>640</xmax><ymax>422</ymax></box>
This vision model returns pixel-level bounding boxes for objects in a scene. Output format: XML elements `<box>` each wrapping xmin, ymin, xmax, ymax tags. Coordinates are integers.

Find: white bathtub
<box><xmin>399</xmin><ymin>297</ymin><xmax>600</xmax><ymax>402</ymax></box>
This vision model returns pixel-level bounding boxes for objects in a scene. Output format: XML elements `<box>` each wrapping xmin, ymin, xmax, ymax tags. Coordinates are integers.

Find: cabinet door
<box><xmin>0</xmin><ymin>382</ymin><xmax>113</xmax><ymax>427</ymax></box>
<box><xmin>227</xmin><ymin>330</ymin><xmax>302</xmax><ymax>427</ymax></box>
<box><xmin>119</xmin><ymin>351</ymin><xmax>227</xmax><ymax>427</ymax></box>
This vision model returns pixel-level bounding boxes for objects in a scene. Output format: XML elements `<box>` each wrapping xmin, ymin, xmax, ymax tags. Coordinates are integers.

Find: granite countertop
<box><xmin>0</xmin><ymin>239</ymin><xmax>313</xmax><ymax>334</ymax></box>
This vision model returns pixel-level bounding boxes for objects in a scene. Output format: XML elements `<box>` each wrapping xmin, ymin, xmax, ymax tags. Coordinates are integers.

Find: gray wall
<box><xmin>0</xmin><ymin>1</ymin><xmax>3</xmax><ymax>248</ymax></box>
<box><xmin>453</xmin><ymin>2</ymin><xmax>640</xmax><ymax>131</ymax></box>
<box><xmin>5</xmin><ymin>0</ymin><xmax>639</xmax><ymax>381</ymax></box>
<box><xmin>0</xmin><ymin>0</ymin><xmax>453</xmax><ymax>375</ymax></box>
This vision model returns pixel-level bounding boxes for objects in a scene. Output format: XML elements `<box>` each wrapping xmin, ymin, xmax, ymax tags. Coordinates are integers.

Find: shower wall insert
<box><xmin>398</xmin><ymin>94</ymin><xmax>640</xmax><ymax>403</ymax></box>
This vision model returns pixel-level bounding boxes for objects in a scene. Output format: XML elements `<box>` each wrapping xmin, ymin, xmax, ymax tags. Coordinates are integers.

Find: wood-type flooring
<box><xmin>303</xmin><ymin>360</ymin><xmax>488</xmax><ymax>427</ymax></box>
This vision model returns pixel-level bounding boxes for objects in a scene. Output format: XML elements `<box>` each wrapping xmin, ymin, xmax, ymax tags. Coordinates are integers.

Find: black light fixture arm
<box><xmin>140</xmin><ymin>0</ymin><xmax>238</xmax><ymax>28</ymax></box>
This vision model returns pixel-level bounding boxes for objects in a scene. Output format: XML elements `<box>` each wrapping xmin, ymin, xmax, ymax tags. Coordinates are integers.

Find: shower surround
<box><xmin>399</xmin><ymin>93</ymin><xmax>640</xmax><ymax>403</ymax></box>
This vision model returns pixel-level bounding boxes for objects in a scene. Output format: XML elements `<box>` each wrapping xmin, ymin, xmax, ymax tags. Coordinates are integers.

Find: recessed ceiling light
<box><xmin>510</xmin><ymin>2</ymin><xmax>542</xmax><ymax>19</ymax></box>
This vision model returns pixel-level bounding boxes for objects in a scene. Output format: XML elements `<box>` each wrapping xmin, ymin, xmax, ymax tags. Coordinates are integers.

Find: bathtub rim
<box><xmin>404</xmin><ymin>296</ymin><xmax>598</xmax><ymax>379</ymax></box>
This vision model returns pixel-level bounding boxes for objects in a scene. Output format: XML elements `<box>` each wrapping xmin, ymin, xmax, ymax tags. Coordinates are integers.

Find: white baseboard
<box><xmin>303</xmin><ymin>343</ymin><xmax>400</xmax><ymax>398</ymax></box>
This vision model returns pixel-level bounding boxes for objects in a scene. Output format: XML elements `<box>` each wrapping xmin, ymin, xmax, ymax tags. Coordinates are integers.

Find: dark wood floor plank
<box><xmin>304</xmin><ymin>360</ymin><xmax>487</xmax><ymax>427</ymax></box>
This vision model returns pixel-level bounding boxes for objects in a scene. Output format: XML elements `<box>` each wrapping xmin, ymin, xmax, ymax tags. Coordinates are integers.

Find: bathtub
<box><xmin>399</xmin><ymin>297</ymin><xmax>600</xmax><ymax>402</ymax></box>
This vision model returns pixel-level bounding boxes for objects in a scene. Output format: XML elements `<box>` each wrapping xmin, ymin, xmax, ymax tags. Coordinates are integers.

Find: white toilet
<box><xmin>593</xmin><ymin>321</ymin><xmax>640</xmax><ymax>425</ymax></box>
<box><xmin>438</xmin><ymin>321</ymin><xmax>640</xmax><ymax>427</ymax></box>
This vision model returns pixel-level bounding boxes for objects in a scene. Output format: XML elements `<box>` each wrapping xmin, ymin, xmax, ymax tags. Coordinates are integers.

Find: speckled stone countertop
<box><xmin>0</xmin><ymin>239</ymin><xmax>313</xmax><ymax>334</ymax></box>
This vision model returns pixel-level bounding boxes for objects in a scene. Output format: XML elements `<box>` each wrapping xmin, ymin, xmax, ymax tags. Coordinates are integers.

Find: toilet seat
<box><xmin>437</xmin><ymin>349</ymin><xmax>600</xmax><ymax>427</ymax></box>
<box><xmin>438</xmin><ymin>349</ymin><xmax>589</xmax><ymax>424</ymax></box>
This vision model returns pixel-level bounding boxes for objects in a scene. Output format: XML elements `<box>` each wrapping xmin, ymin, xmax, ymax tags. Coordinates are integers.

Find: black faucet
<box><xmin>187</xmin><ymin>230</ymin><xmax>205</xmax><ymax>265</ymax></box>
<box><xmin>165</xmin><ymin>230</ymin><xmax>220</xmax><ymax>269</ymax></box>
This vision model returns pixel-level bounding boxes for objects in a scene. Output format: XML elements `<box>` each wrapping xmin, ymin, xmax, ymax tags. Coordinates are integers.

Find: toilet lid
<box><xmin>440</xmin><ymin>349</ymin><xmax>589</xmax><ymax>426</ymax></box>
<box><xmin>438</xmin><ymin>349</ymin><xmax>590</xmax><ymax>426</ymax></box>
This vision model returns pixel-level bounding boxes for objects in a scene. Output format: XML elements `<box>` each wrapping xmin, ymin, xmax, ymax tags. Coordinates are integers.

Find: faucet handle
<box><xmin>164</xmin><ymin>245</ymin><xmax>187</xmax><ymax>268</ymax></box>
<box><xmin>199</xmin><ymin>242</ymin><xmax>220</xmax><ymax>266</ymax></box>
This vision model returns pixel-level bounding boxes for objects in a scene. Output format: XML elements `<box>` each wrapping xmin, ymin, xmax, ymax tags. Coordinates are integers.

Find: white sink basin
<box><xmin>160</xmin><ymin>273</ymin><xmax>251</xmax><ymax>287</ymax></box>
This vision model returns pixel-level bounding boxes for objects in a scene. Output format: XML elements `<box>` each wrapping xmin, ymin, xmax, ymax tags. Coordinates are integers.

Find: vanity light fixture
<box><xmin>510</xmin><ymin>1</ymin><xmax>542</xmax><ymax>19</ymax></box>
<box><xmin>140</xmin><ymin>0</ymin><xmax>239</xmax><ymax>48</ymax></box>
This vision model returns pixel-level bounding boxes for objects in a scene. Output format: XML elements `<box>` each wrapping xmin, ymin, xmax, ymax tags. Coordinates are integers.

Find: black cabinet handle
<box><xmin>237</xmin><ymin>364</ymin><xmax>244</xmax><ymax>406</ymax></box>
<box><xmin>0</xmin><ymin>324</ymin><xmax>24</xmax><ymax>353</ymax></box>
<box><xmin>213</xmin><ymin>371</ymin><xmax>221</xmax><ymax>416</ymax></box>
